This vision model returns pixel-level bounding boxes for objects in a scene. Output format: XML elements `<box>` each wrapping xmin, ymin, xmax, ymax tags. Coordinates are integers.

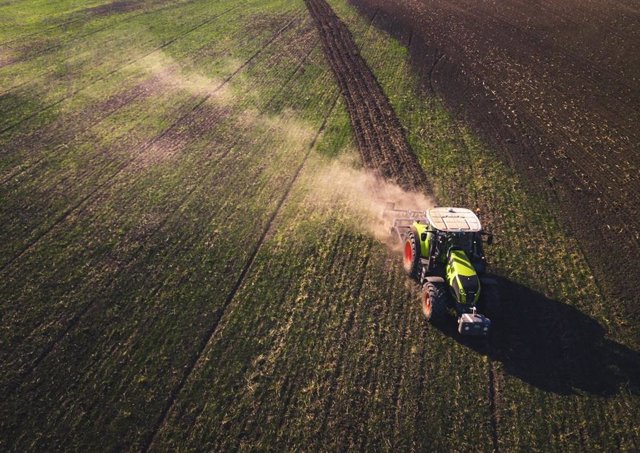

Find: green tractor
<box><xmin>387</xmin><ymin>205</ymin><xmax>498</xmax><ymax>335</ymax></box>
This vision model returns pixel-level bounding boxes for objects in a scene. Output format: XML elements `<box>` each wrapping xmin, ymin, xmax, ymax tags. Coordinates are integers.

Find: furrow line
<box><xmin>305</xmin><ymin>0</ymin><xmax>428</xmax><ymax>192</ymax></box>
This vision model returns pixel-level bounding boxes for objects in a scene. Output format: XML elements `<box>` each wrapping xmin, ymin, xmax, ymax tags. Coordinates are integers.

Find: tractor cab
<box><xmin>424</xmin><ymin>207</ymin><xmax>489</xmax><ymax>274</ymax></box>
<box><xmin>387</xmin><ymin>205</ymin><xmax>498</xmax><ymax>336</ymax></box>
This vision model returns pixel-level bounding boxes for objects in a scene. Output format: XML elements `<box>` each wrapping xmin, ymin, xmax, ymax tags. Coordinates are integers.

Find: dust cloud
<box><xmin>238</xmin><ymin>107</ymin><xmax>316</xmax><ymax>145</ymax></box>
<box><xmin>307</xmin><ymin>153</ymin><xmax>435</xmax><ymax>249</ymax></box>
<box><xmin>136</xmin><ymin>51</ymin><xmax>235</xmax><ymax>101</ymax></box>
<box><xmin>133</xmin><ymin>51</ymin><xmax>434</xmax><ymax>251</ymax></box>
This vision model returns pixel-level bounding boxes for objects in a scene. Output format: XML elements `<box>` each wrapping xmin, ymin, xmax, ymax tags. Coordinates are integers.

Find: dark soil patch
<box><xmin>0</xmin><ymin>49</ymin><xmax>16</xmax><ymax>68</ymax></box>
<box><xmin>83</xmin><ymin>0</ymin><xmax>145</xmax><ymax>17</ymax></box>
<box><xmin>305</xmin><ymin>0</ymin><xmax>430</xmax><ymax>193</ymax></box>
<box><xmin>351</xmin><ymin>0</ymin><xmax>640</xmax><ymax>312</ymax></box>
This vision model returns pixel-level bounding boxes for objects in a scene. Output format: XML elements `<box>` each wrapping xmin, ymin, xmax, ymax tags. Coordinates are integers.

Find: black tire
<box><xmin>402</xmin><ymin>230</ymin><xmax>421</xmax><ymax>281</ymax></box>
<box><xmin>422</xmin><ymin>282</ymin><xmax>447</xmax><ymax>322</ymax></box>
<box><xmin>479</xmin><ymin>283</ymin><xmax>501</xmax><ymax>317</ymax></box>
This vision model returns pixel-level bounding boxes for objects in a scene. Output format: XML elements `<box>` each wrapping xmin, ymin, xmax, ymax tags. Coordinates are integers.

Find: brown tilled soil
<box><xmin>305</xmin><ymin>0</ymin><xmax>430</xmax><ymax>193</ymax></box>
<box><xmin>351</xmin><ymin>0</ymin><xmax>640</xmax><ymax>311</ymax></box>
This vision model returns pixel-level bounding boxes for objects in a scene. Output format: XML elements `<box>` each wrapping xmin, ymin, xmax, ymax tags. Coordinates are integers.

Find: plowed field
<box><xmin>1</xmin><ymin>0</ymin><xmax>639</xmax><ymax>451</ymax></box>
<box><xmin>351</xmin><ymin>0</ymin><xmax>640</xmax><ymax>312</ymax></box>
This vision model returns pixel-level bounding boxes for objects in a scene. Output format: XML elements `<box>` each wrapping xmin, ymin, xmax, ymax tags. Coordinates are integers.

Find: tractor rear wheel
<box><xmin>422</xmin><ymin>282</ymin><xmax>447</xmax><ymax>322</ymax></box>
<box><xmin>403</xmin><ymin>231</ymin><xmax>421</xmax><ymax>281</ymax></box>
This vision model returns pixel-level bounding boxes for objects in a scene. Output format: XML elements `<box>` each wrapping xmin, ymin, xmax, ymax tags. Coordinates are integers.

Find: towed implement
<box><xmin>387</xmin><ymin>205</ymin><xmax>499</xmax><ymax>335</ymax></box>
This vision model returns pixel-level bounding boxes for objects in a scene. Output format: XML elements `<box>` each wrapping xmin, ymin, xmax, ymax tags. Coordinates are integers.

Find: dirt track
<box><xmin>351</xmin><ymin>0</ymin><xmax>640</xmax><ymax>311</ymax></box>
<box><xmin>305</xmin><ymin>0</ymin><xmax>429</xmax><ymax>193</ymax></box>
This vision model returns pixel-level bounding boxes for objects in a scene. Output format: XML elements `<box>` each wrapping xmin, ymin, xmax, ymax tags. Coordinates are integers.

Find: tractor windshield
<box><xmin>449</xmin><ymin>233</ymin><xmax>473</xmax><ymax>253</ymax></box>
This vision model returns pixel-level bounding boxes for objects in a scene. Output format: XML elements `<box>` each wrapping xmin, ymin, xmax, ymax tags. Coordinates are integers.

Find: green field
<box><xmin>1</xmin><ymin>0</ymin><xmax>638</xmax><ymax>450</ymax></box>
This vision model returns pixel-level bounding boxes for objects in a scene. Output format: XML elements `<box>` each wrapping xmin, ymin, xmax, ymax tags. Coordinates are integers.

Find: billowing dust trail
<box><xmin>308</xmin><ymin>154</ymin><xmax>434</xmax><ymax>248</ymax></box>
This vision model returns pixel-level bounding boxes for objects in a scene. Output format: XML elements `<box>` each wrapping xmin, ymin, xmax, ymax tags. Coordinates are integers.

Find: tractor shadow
<box><xmin>432</xmin><ymin>276</ymin><xmax>640</xmax><ymax>396</ymax></box>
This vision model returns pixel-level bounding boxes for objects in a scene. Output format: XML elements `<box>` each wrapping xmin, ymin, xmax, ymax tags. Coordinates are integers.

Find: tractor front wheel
<box><xmin>403</xmin><ymin>231</ymin><xmax>421</xmax><ymax>281</ymax></box>
<box><xmin>422</xmin><ymin>282</ymin><xmax>447</xmax><ymax>322</ymax></box>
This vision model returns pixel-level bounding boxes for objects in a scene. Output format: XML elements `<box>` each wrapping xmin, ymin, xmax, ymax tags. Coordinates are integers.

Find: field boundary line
<box><xmin>141</xmin><ymin>91</ymin><xmax>342</xmax><ymax>453</ymax></box>
<box><xmin>0</xmin><ymin>15</ymin><xmax>301</xmax><ymax>274</ymax></box>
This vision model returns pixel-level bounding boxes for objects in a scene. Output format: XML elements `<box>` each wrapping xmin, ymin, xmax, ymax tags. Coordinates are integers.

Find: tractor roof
<box><xmin>427</xmin><ymin>207</ymin><xmax>482</xmax><ymax>232</ymax></box>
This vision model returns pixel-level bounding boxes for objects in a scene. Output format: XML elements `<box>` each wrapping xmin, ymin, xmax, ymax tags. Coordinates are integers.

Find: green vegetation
<box><xmin>1</xmin><ymin>0</ymin><xmax>638</xmax><ymax>451</ymax></box>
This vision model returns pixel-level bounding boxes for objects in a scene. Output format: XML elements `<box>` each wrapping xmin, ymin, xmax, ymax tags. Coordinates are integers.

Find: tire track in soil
<box><xmin>305</xmin><ymin>0</ymin><xmax>429</xmax><ymax>193</ymax></box>
<box><xmin>0</xmin><ymin>3</ymin><xmax>243</xmax><ymax>135</ymax></box>
<box><xmin>141</xmin><ymin>91</ymin><xmax>342</xmax><ymax>453</ymax></box>
<box><xmin>0</xmin><ymin>15</ymin><xmax>301</xmax><ymax>275</ymax></box>
<box><xmin>306</xmin><ymin>0</ymin><xmax>501</xmax><ymax>447</ymax></box>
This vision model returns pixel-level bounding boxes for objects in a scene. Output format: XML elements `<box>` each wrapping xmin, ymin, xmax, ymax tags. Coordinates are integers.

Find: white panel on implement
<box><xmin>427</xmin><ymin>207</ymin><xmax>482</xmax><ymax>232</ymax></box>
